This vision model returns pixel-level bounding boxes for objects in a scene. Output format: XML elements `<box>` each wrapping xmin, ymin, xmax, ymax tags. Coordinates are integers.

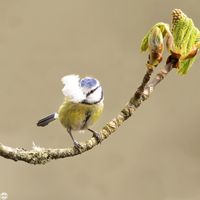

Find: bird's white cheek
<box><xmin>87</xmin><ymin>87</ymin><xmax>103</xmax><ymax>103</ymax></box>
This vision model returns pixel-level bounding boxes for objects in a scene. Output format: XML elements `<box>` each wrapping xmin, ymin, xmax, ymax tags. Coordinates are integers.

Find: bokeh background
<box><xmin>0</xmin><ymin>1</ymin><xmax>200</xmax><ymax>200</ymax></box>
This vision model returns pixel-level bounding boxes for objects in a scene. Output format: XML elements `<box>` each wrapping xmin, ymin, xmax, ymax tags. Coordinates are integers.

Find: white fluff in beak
<box><xmin>61</xmin><ymin>74</ymin><xmax>85</xmax><ymax>103</ymax></box>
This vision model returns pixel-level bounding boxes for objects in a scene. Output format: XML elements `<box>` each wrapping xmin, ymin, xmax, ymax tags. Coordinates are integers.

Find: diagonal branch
<box><xmin>0</xmin><ymin>59</ymin><xmax>176</xmax><ymax>165</ymax></box>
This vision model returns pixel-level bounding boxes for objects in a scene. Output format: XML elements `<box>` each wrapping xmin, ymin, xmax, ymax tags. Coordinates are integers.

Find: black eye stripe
<box><xmin>86</xmin><ymin>86</ymin><xmax>100</xmax><ymax>97</ymax></box>
<box><xmin>81</xmin><ymin>89</ymin><xmax>103</xmax><ymax>105</ymax></box>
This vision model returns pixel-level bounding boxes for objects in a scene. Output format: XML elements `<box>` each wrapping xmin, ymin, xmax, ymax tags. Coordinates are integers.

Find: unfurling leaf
<box><xmin>141</xmin><ymin>22</ymin><xmax>172</xmax><ymax>68</ymax></box>
<box><xmin>171</xmin><ymin>9</ymin><xmax>200</xmax><ymax>75</ymax></box>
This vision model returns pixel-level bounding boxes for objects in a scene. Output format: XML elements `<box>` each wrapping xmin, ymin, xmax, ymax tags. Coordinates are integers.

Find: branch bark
<box><xmin>0</xmin><ymin>59</ymin><xmax>176</xmax><ymax>164</ymax></box>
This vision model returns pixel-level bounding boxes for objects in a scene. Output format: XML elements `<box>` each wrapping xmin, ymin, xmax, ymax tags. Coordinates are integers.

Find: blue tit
<box><xmin>37</xmin><ymin>74</ymin><xmax>104</xmax><ymax>149</ymax></box>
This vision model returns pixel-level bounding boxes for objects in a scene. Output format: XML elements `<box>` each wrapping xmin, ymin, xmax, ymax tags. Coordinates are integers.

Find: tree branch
<box><xmin>0</xmin><ymin>58</ymin><xmax>176</xmax><ymax>165</ymax></box>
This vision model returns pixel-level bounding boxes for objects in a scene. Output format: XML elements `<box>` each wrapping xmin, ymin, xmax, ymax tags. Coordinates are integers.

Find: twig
<box><xmin>0</xmin><ymin>58</ymin><xmax>176</xmax><ymax>165</ymax></box>
<box><xmin>143</xmin><ymin>61</ymin><xmax>174</xmax><ymax>98</ymax></box>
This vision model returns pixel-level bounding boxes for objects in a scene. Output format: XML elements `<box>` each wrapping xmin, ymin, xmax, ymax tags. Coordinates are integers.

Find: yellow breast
<box><xmin>58</xmin><ymin>98</ymin><xmax>104</xmax><ymax>131</ymax></box>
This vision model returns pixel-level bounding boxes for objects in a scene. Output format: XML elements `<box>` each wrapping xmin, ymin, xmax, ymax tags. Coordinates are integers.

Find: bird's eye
<box><xmin>80</xmin><ymin>78</ymin><xmax>97</xmax><ymax>88</ymax></box>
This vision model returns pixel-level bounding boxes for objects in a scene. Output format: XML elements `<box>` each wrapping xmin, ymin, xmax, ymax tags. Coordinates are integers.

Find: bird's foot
<box><xmin>73</xmin><ymin>140</ymin><xmax>83</xmax><ymax>152</ymax></box>
<box><xmin>88</xmin><ymin>128</ymin><xmax>102</xmax><ymax>144</ymax></box>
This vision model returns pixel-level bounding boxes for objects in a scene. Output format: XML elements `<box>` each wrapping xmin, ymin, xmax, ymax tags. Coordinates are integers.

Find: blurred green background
<box><xmin>0</xmin><ymin>0</ymin><xmax>200</xmax><ymax>200</ymax></box>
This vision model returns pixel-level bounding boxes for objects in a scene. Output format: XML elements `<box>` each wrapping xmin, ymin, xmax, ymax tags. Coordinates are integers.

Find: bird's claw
<box><xmin>88</xmin><ymin>128</ymin><xmax>102</xmax><ymax>144</ymax></box>
<box><xmin>91</xmin><ymin>130</ymin><xmax>102</xmax><ymax>144</ymax></box>
<box><xmin>73</xmin><ymin>140</ymin><xmax>83</xmax><ymax>152</ymax></box>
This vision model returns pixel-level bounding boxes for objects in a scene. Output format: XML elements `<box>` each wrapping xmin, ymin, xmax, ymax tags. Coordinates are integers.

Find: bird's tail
<box><xmin>37</xmin><ymin>113</ymin><xmax>58</xmax><ymax>127</ymax></box>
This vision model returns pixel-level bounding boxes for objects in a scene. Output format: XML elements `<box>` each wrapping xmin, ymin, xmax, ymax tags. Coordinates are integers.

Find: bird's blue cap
<box><xmin>80</xmin><ymin>77</ymin><xmax>97</xmax><ymax>89</ymax></box>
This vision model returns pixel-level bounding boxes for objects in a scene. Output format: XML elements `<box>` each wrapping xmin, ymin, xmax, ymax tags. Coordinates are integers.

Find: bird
<box><xmin>37</xmin><ymin>74</ymin><xmax>104</xmax><ymax>149</ymax></box>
